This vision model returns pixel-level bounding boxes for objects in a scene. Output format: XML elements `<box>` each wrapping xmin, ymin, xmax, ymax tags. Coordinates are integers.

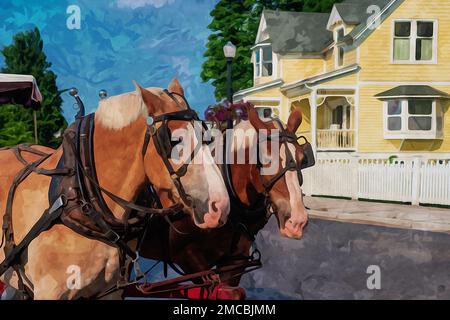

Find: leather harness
<box><xmin>0</xmin><ymin>89</ymin><xmax>203</xmax><ymax>299</ymax></box>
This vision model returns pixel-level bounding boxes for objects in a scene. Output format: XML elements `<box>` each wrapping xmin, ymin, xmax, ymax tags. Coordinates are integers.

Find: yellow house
<box><xmin>234</xmin><ymin>0</ymin><xmax>450</xmax><ymax>158</ymax></box>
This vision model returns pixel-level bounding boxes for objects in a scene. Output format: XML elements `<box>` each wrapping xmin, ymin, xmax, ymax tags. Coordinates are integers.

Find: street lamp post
<box><xmin>223</xmin><ymin>41</ymin><xmax>236</xmax><ymax>103</ymax></box>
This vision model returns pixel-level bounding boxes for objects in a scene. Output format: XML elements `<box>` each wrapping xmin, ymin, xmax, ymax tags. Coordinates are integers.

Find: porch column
<box><xmin>310</xmin><ymin>89</ymin><xmax>317</xmax><ymax>154</ymax></box>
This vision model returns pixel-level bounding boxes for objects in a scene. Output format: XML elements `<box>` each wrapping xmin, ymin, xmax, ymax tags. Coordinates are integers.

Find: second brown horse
<box><xmin>138</xmin><ymin>105</ymin><xmax>309</xmax><ymax>298</ymax></box>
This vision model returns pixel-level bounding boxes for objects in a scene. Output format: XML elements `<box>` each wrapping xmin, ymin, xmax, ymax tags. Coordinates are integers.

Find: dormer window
<box><xmin>336</xmin><ymin>27</ymin><xmax>345</xmax><ymax>42</ymax></box>
<box><xmin>254</xmin><ymin>45</ymin><xmax>273</xmax><ymax>78</ymax></box>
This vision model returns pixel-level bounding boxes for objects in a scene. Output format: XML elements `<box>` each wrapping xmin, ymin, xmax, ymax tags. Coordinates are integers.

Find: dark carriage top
<box><xmin>0</xmin><ymin>73</ymin><xmax>42</xmax><ymax>110</ymax></box>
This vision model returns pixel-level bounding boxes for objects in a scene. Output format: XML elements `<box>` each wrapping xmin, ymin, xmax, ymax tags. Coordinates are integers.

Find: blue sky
<box><xmin>0</xmin><ymin>0</ymin><xmax>219</xmax><ymax>120</ymax></box>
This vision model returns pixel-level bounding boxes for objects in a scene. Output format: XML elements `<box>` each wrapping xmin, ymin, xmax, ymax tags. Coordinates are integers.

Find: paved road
<box><xmin>241</xmin><ymin>217</ymin><xmax>450</xmax><ymax>300</ymax></box>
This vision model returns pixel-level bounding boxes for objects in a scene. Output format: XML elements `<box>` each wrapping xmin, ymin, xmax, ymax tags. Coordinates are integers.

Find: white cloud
<box><xmin>116</xmin><ymin>0</ymin><xmax>175</xmax><ymax>9</ymax></box>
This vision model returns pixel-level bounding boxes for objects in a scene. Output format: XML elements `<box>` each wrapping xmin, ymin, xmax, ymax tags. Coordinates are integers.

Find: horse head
<box><xmin>134</xmin><ymin>79</ymin><xmax>230</xmax><ymax>229</ymax></box>
<box><xmin>239</xmin><ymin>105</ymin><xmax>308</xmax><ymax>239</ymax></box>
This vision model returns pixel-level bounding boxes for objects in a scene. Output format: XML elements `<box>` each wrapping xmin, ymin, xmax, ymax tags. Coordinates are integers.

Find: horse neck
<box><xmin>92</xmin><ymin>116</ymin><xmax>147</xmax><ymax>219</ymax></box>
<box><xmin>229</xmin><ymin>122</ymin><xmax>263</xmax><ymax>207</ymax></box>
<box><xmin>230</xmin><ymin>162</ymin><xmax>261</xmax><ymax>206</ymax></box>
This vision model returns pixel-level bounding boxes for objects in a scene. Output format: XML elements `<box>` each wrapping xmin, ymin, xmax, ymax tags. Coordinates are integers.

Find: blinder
<box><xmin>298</xmin><ymin>136</ymin><xmax>315</xmax><ymax>170</ymax></box>
<box><xmin>260</xmin><ymin>120</ymin><xmax>316</xmax><ymax>191</ymax></box>
<box><xmin>152</xmin><ymin>108</ymin><xmax>200</xmax><ymax>157</ymax></box>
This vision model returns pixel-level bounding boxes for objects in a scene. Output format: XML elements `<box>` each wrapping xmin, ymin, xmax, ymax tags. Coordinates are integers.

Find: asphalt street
<box><xmin>241</xmin><ymin>217</ymin><xmax>450</xmax><ymax>300</ymax></box>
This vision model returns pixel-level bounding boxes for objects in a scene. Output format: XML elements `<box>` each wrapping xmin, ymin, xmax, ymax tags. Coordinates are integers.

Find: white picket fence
<box><xmin>303</xmin><ymin>156</ymin><xmax>450</xmax><ymax>206</ymax></box>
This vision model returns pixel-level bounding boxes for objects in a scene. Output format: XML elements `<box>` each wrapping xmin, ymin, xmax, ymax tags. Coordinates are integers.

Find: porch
<box><xmin>291</xmin><ymin>89</ymin><xmax>357</xmax><ymax>152</ymax></box>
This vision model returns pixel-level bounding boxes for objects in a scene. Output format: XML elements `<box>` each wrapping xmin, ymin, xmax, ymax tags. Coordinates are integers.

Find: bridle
<box><xmin>223</xmin><ymin>116</ymin><xmax>315</xmax><ymax>228</ymax></box>
<box><xmin>142</xmin><ymin>90</ymin><xmax>207</xmax><ymax>208</ymax></box>
<box><xmin>257</xmin><ymin>118</ymin><xmax>313</xmax><ymax>194</ymax></box>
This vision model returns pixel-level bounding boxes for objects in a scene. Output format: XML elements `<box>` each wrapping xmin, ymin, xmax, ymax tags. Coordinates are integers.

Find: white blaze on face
<box><xmin>279</xmin><ymin>143</ymin><xmax>308</xmax><ymax>239</ymax></box>
<box><xmin>203</xmin><ymin>145</ymin><xmax>230</xmax><ymax>212</ymax></box>
<box><xmin>172</xmin><ymin>123</ymin><xmax>230</xmax><ymax>229</ymax></box>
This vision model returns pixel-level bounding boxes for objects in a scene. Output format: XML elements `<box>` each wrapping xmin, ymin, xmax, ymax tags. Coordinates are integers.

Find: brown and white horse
<box><xmin>139</xmin><ymin>106</ymin><xmax>309</xmax><ymax>293</ymax></box>
<box><xmin>0</xmin><ymin>79</ymin><xmax>230</xmax><ymax>299</ymax></box>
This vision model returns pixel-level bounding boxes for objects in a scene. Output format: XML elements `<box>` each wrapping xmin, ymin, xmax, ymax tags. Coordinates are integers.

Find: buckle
<box><xmin>48</xmin><ymin>195</ymin><xmax>67</xmax><ymax>215</ymax></box>
<box><xmin>105</xmin><ymin>230</ymin><xmax>120</xmax><ymax>243</ymax></box>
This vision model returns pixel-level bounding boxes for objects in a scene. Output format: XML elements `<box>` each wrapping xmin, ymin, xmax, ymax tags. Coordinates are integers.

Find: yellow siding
<box><xmin>324</xmin><ymin>49</ymin><xmax>334</xmax><ymax>73</ymax></box>
<box><xmin>254</xmin><ymin>76</ymin><xmax>274</xmax><ymax>86</ymax></box>
<box><xmin>359</xmin><ymin>0</ymin><xmax>450</xmax><ymax>82</ymax></box>
<box><xmin>345</xmin><ymin>48</ymin><xmax>358</xmax><ymax>66</ymax></box>
<box><xmin>358</xmin><ymin>85</ymin><xmax>450</xmax><ymax>153</ymax></box>
<box><xmin>290</xmin><ymin>94</ymin><xmax>312</xmax><ymax>141</ymax></box>
<box><xmin>248</xmin><ymin>87</ymin><xmax>282</xmax><ymax>98</ymax></box>
<box><xmin>281</xmin><ymin>58</ymin><xmax>323</xmax><ymax>83</ymax></box>
<box><xmin>320</xmin><ymin>73</ymin><xmax>358</xmax><ymax>86</ymax></box>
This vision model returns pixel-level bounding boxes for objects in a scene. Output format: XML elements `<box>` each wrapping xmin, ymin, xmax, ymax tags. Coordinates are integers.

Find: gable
<box><xmin>255</xmin><ymin>13</ymin><xmax>269</xmax><ymax>44</ymax></box>
<box><xmin>327</xmin><ymin>5</ymin><xmax>344</xmax><ymax>30</ymax></box>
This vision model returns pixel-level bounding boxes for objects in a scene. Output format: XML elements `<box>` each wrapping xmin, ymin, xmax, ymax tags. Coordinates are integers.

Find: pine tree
<box><xmin>201</xmin><ymin>0</ymin><xmax>343</xmax><ymax>101</ymax></box>
<box><xmin>0</xmin><ymin>28</ymin><xmax>67</xmax><ymax>148</ymax></box>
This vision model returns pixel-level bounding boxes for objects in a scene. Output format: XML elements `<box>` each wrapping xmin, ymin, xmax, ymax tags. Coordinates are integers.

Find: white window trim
<box><xmin>383</xmin><ymin>99</ymin><xmax>443</xmax><ymax>139</ymax></box>
<box><xmin>253</xmin><ymin>44</ymin><xmax>276</xmax><ymax>79</ymax></box>
<box><xmin>334</xmin><ymin>27</ymin><xmax>345</xmax><ymax>69</ymax></box>
<box><xmin>391</xmin><ymin>19</ymin><xmax>438</xmax><ymax>65</ymax></box>
<box><xmin>335</xmin><ymin>46</ymin><xmax>345</xmax><ymax>69</ymax></box>
<box><xmin>255</xmin><ymin>105</ymin><xmax>281</xmax><ymax>119</ymax></box>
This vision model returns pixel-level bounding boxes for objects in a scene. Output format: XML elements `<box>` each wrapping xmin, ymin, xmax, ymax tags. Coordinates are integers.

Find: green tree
<box><xmin>0</xmin><ymin>27</ymin><xmax>67</xmax><ymax>148</ymax></box>
<box><xmin>201</xmin><ymin>1</ymin><xmax>255</xmax><ymax>102</ymax></box>
<box><xmin>201</xmin><ymin>0</ymin><xmax>343</xmax><ymax>101</ymax></box>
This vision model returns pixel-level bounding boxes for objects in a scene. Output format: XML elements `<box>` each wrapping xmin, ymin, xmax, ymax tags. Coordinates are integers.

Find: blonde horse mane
<box><xmin>95</xmin><ymin>90</ymin><xmax>148</xmax><ymax>130</ymax></box>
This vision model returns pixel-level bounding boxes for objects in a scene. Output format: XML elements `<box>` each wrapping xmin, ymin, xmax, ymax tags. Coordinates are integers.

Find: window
<box><xmin>384</xmin><ymin>99</ymin><xmax>443</xmax><ymax>139</ymax></box>
<box><xmin>335</xmin><ymin>27</ymin><xmax>345</xmax><ymax>68</ymax></box>
<box><xmin>393</xmin><ymin>20</ymin><xmax>436</xmax><ymax>63</ymax></box>
<box><xmin>336</xmin><ymin>28</ymin><xmax>345</xmax><ymax>42</ymax></box>
<box><xmin>254</xmin><ymin>46</ymin><xmax>273</xmax><ymax>78</ymax></box>
<box><xmin>337</xmin><ymin>47</ymin><xmax>345</xmax><ymax>67</ymax></box>
<box><xmin>408</xmin><ymin>100</ymin><xmax>432</xmax><ymax>130</ymax></box>
<box><xmin>256</xmin><ymin>107</ymin><xmax>280</xmax><ymax>119</ymax></box>
<box><xmin>255</xmin><ymin>50</ymin><xmax>261</xmax><ymax>77</ymax></box>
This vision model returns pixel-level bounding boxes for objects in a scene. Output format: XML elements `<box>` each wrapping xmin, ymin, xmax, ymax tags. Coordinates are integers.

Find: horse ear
<box><xmin>287</xmin><ymin>109</ymin><xmax>303</xmax><ymax>133</ymax></box>
<box><xmin>247</xmin><ymin>104</ymin><xmax>271</xmax><ymax>130</ymax></box>
<box><xmin>168</xmin><ymin>78</ymin><xmax>184</xmax><ymax>96</ymax></box>
<box><xmin>133</xmin><ymin>80</ymin><xmax>162</xmax><ymax>115</ymax></box>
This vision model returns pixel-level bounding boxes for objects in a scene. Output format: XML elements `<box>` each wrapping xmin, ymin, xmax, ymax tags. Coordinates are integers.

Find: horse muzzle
<box><xmin>196</xmin><ymin>197</ymin><xmax>229</xmax><ymax>229</ymax></box>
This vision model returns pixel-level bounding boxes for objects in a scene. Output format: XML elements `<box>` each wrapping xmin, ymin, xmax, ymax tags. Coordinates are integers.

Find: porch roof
<box><xmin>375</xmin><ymin>85</ymin><xmax>450</xmax><ymax>99</ymax></box>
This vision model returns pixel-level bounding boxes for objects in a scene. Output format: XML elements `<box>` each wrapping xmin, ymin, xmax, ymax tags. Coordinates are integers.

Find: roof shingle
<box><xmin>262</xmin><ymin>10</ymin><xmax>332</xmax><ymax>54</ymax></box>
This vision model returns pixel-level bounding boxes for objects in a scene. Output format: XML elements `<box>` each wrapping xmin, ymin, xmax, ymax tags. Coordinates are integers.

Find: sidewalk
<box><xmin>304</xmin><ymin>196</ymin><xmax>450</xmax><ymax>234</ymax></box>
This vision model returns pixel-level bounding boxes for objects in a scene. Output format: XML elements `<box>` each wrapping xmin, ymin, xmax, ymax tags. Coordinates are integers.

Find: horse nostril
<box><xmin>211</xmin><ymin>201</ymin><xmax>218</xmax><ymax>212</ymax></box>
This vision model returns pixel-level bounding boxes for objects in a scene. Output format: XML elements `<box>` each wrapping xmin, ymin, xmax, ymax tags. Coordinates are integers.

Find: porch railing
<box><xmin>317</xmin><ymin>129</ymin><xmax>355</xmax><ymax>150</ymax></box>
